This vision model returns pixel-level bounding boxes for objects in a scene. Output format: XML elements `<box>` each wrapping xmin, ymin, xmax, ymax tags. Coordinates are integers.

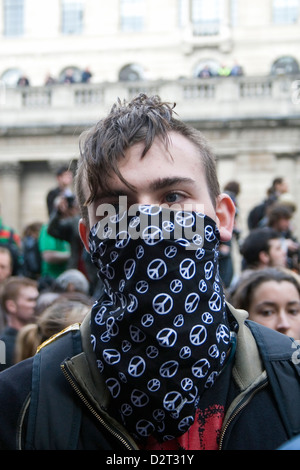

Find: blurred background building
<box><xmin>0</xmin><ymin>0</ymin><xmax>300</xmax><ymax>244</ymax></box>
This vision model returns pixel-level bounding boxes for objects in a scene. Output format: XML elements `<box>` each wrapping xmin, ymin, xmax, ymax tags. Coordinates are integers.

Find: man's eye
<box><xmin>165</xmin><ymin>193</ymin><xmax>181</xmax><ymax>204</ymax></box>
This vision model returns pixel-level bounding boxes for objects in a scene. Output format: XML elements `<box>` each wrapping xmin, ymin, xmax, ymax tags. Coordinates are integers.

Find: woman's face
<box><xmin>248</xmin><ymin>280</ymin><xmax>300</xmax><ymax>339</ymax></box>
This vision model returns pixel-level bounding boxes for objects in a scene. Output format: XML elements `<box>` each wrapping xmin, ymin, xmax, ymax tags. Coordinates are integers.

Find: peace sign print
<box><xmin>152</xmin><ymin>293</ymin><xmax>173</xmax><ymax>315</ymax></box>
<box><xmin>88</xmin><ymin>209</ymin><xmax>233</xmax><ymax>442</ymax></box>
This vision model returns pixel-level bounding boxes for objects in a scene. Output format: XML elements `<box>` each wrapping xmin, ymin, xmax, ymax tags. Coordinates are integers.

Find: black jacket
<box><xmin>0</xmin><ymin>306</ymin><xmax>300</xmax><ymax>450</ymax></box>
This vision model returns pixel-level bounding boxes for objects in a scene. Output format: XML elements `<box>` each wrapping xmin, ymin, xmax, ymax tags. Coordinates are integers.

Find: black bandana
<box><xmin>89</xmin><ymin>206</ymin><xmax>235</xmax><ymax>442</ymax></box>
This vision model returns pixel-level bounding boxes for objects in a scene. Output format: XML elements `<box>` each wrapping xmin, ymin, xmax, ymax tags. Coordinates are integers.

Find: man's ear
<box><xmin>215</xmin><ymin>193</ymin><xmax>236</xmax><ymax>242</ymax></box>
<box><xmin>79</xmin><ymin>218</ymin><xmax>90</xmax><ymax>252</ymax></box>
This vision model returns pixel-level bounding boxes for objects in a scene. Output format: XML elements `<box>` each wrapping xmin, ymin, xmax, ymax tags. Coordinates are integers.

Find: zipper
<box><xmin>61</xmin><ymin>363</ymin><xmax>136</xmax><ymax>450</ymax></box>
<box><xmin>218</xmin><ymin>379</ymin><xmax>268</xmax><ymax>450</ymax></box>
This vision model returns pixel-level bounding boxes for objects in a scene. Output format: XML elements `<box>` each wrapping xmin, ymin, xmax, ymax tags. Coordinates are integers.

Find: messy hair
<box><xmin>75</xmin><ymin>94</ymin><xmax>220</xmax><ymax>222</ymax></box>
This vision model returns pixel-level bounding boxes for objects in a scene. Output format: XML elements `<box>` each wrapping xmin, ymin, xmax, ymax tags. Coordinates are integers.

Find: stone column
<box><xmin>0</xmin><ymin>162</ymin><xmax>21</xmax><ymax>233</ymax></box>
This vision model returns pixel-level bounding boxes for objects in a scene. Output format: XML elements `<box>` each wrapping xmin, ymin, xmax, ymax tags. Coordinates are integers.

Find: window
<box><xmin>3</xmin><ymin>0</ymin><xmax>24</xmax><ymax>36</ymax></box>
<box><xmin>191</xmin><ymin>0</ymin><xmax>223</xmax><ymax>35</ymax></box>
<box><xmin>273</xmin><ymin>0</ymin><xmax>299</xmax><ymax>24</ymax></box>
<box><xmin>119</xmin><ymin>64</ymin><xmax>145</xmax><ymax>81</ymax></box>
<box><xmin>62</xmin><ymin>0</ymin><xmax>84</xmax><ymax>35</ymax></box>
<box><xmin>1</xmin><ymin>68</ymin><xmax>22</xmax><ymax>86</ymax></box>
<box><xmin>120</xmin><ymin>0</ymin><xmax>145</xmax><ymax>32</ymax></box>
<box><xmin>271</xmin><ymin>56</ymin><xmax>299</xmax><ymax>75</ymax></box>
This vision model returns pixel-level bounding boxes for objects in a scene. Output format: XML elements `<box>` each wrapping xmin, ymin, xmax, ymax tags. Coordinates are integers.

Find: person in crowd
<box><xmin>38</xmin><ymin>223</ymin><xmax>71</xmax><ymax>280</ymax></box>
<box><xmin>0</xmin><ymin>94</ymin><xmax>300</xmax><ymax>450</ymax></box>
<box><xmin>266</xmin><ymin>204</ymin><xmax>300</xmax><ymax>272</ymax></box>
<box><xmin>219</xmin><ymin>181</ymin><xmax>241</xmax><ymax>288</ymax></box>
<box><xmin>46</xmin><ymin>165</ymin><xmax>74</xmax><ymax>216</ymax></box>
<box><xmin>0</xmin><ymin>276</ymin><xmax>38</xmax><ymax>371</ymax></box>
<box><xmin>0</xmin><ymin>247</ymin><xmax>14</xmax><ymax>332</ymax></box>
<box><xmin>53</xmin><ymin>269</ymin><xmax>90</xmax><ymax>296</ymax></box>
<box><xmin>17</xmin><ymin>75</ymin><xmax>30</xmax><ymax>87</ymax></box>
<box><xmin>81</xmin><ymin>67</ymin><xmax>92</xmax><ymax>83</ymax></box>
<box><xmin>21</xmin><ymin>222</ymin><xmax>42</xmax><ymax>280</ymax></box>
<box><xmin>247</xmin><ymin>176</ymin><xmax>289</xmax><ymax>230</ymax></box>
<box><xmin>0</xmin><ymin>210</ymin><xmax>23</xmax><ymax>275</ymax></box>
<box><xmin>231</xmin><ymin>267</ymin><xmax>300</xmax><ymax>340</ymax></box>
<box><xmin>14</xmin><ymin>298</ymin><xmax>90</xmax><ymax>364</ymax></box>
<box><xmin>240</xmin><ymin>227</ymin><xmax>287</xmax><ymax>271</ymax></box>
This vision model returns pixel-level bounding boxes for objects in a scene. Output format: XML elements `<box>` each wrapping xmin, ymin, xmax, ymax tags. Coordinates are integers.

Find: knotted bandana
<box><xmin>89</xmin><ymin>205</ymin><xmax>235</xmax><ymax>443</ymax></box>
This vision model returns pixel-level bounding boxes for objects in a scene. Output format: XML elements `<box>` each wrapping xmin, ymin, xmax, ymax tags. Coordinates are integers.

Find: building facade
<box><xmin>0</xmin><ymin>0</ymin><xmax>300</xmax><ymax>247</ymax></box>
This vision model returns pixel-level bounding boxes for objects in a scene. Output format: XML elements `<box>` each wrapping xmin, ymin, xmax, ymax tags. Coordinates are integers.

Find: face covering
<box><xmin>89</xmin><ymin>205</ymin><xmax>236</xmax><ymax>443</ymax></box>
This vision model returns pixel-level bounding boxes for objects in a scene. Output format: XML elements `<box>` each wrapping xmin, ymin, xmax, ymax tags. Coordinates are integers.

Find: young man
<box><xmin>240</xmin><ymin>227</ymin><xmax>287</xmax><ymax>270</ymax></box>
<box><xmin>0</xmin><ymin>94</ymin><xmax>300</xmax><ymax>450</ymax></box>
<box><xmin>0</xmin><ymin>276</ymin><xmax>38</xmax><ymax>370</ymax></box>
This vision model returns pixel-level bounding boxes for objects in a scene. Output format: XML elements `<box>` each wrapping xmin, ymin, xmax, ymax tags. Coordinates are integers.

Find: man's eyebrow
<box><xmin>149</xmin><ymin>177</ymin><xmax>195</xmax><ymax>191</ymax></box>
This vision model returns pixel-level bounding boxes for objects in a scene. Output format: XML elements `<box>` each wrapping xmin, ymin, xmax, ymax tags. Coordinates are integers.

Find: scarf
<box><xmin>89</xmin><ymin>205</ymin><xmax>235</xmax><ymax>443</ymax></box>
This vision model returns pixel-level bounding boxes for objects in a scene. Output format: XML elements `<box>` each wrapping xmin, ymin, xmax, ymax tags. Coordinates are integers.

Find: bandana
<box><xmin>89</xmin><ymin>205</ymin><xmax>235</xmax><ymax>443</ymax></box>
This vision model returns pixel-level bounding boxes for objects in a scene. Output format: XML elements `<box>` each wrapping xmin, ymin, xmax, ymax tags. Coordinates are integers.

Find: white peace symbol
<box><xmin>110</xmin><ymin>251</ymin><xmax>119</xmax><ymax>262</ymax></box>
<box><xmin>102</xmin><ymin>225</ymin><xmax>113</xmax><ymax>239</ymax></box>
<box><xmin>124</xmin><ymin>259</ymin><xmax>136</xmax><ymax>279</ymax></box>
<box><xmin>131</xmin><ymin>389</ymin><xmax>149</xmax><ymax>407</ymax></box>
<box><xmin>106</xmin><ymin>377</ymin><xmax>121</xmax><ymax>398</ymax></box>
<box><xmin>142</xmin><ymin>225</ymin><xmax>163</xmax><ymax>245</ymax></box>
<box><xmin>192</xmin><ymin>234</ymin><xmax>203</xmax><ymax>246</ymax></box>
<box><xmin>205</xmin><ymin>371</ymin><xmax>218</xmax><ymax>388</ymax></box>
<box><xmin>191</xmin><ymin>358</ymin><xmax>210</xmax><ymax>378</ymax></box>
<box><xmin>181</xmin><ymin>377</ymin><xmax>194</xmax><ymax>391</ymax></box>
<box><xmin>136</xmin><ymin>280</ymin><xmax>149</xmax><ymax>294</ymax></box>
<box><xmin>173</xmin><ymin>314</ymin><xmax>184</xmax><ymax>327</ymax></box>
<box><xmin>129</xmin><ymin>216</ymin><xmax>140</xmax><ymax>228</ymax></box>
<box><xmin>208</xmin><ymin>292</ymin><xmax>222</xmax><ymax>312</ymax></box>
<box><xmin>147</xmin><ymin>378</ymin><xmax>161</xmax><ymax>392</ymax></box>
<box><xmin>147</xmin><ymin>258</ymin><xmax>167</xmax><ymax>280</ymax></box>
<box><xmin>179</xmin><ymin>345</ymin><xmax>191</xmax><ymax>359</ymax></box>
<box><xmin>204</xmin><ymin>261</ymin><xmax>214</xmax><ymax>280</ymax></box>
<box><xmin>91</xmin><ymin>334</ymin><xmax>96</xmax><ymax>351</ymax></box>
<box><xmin>198</xmin><ymin>279</ymin><xmax>207</xmax><ymax>292</ymax></box>
<box><xmin>152</xmin><ymin>293</ymin><xmax>173</xmax><ymax>315</ymax></box>
<box><xmin>164</xmin><ymin>245</ymin><xmax>177</xmax><ymax>258</ymax></box>
<box><xmin>94</xmin><ymin>306</ymin><xmax>107</xmax><ymax>325</ymax></box>
<box><xmin>205</xmin><ymin>225</ymin><xmax>216</xmax><ymax>242</ymax></box>
<box><xmin>100</xmin><ymin>265</ymin><xmax>115</xmax><ymax>280</ymax></box>
<box><xmin>146</xmin><ymin>345</ymin><xmax>159</xmax><ymax>358</ymax></box>
<box><xmin>189</xmin><ymin>324</ymin><xmax>207</xmax><ymax>346</ymax></box>
<box><xmin>201</xmin><ymin>311</ymin><xmax>213</xmax><ymax>324</ymax></box>
<box><xmin>170</xmin><ymin>279</ymin><xmax>183</xmax><ymax>294</ymax></box>
<box><xmin>128</xmin><ymin>356</ymin><xmax>146</xmax><ymax>377</ymax></box>
<box><xmin>216</xmin><ymin>324</ymin><xmax>230</xmax><ymax>344</ymax></box>
<box><xmin>121</xmin><ymin>340</ymin><xmax>132</xmax><ymax>352</ymax></box>
<box><xmin>175</xmin><ymin>211</ymin><xmax>195</xmax><ymax>227</ymax></box>
<box><xmin>208</xmin><ymin>344</ymin><xmax>220</xmax><ymax>358</ymax></box>
<box><xmin>185</xmin><ymin>292</ymin><xmax>200</xmax><ymax>313</ymax></box>
<box><xmin>106</xmin><ymin>317</ymin><xmax>119</xmax><ymax>336</ymax></box>
<box><xmin>100</xmin><ymin>330</ymin><xmax>113</xmax><ymax>343</ymax></box>
<box><xmin>121</xmin><ymin>403</ymin><xmax>132</xmax><ymax>416</ymax></box>
<box><xmin>139</xmin><ymin>205</ymin><xmax>161</xmax><ymax>216</ymax></box>
<box><xmin>103</xmin><ymin>349</ymin><xmax>121</xmax><ymax>365</ymax></box>
<box><xmin>136</xmin><ymin>245</ymin><xmax>144</xmax><ymax>259</ymax></box>
<box><xmin>163</xmin><ymin>391</ymin><xmax>183</xmax><ymax>411</ymax></box>
<box><xmin>179</xmin><ymin>259</ymin><xmax>196</xmax><ymax>279</ymax></box>
<box><xmin>129</xmin><ymin>325</ymin><xmax>146</xmax><ymax>343</ymax></box>
<box><xmin>195</xmin><ymin>248</ymin><xmax>205</xmax><ymax>260</ymax></box>
<box><xmin>118</xmin><ymin>372</ymin><xmax>127</xmax><ymax>383</ymax></box>
<box><xmin>141</xmin><ymin>313</ymin><xmax>154</xmax><ymax>327</ymax></box>
<box><xmin>159</xmin><ymin>360</ymin><xmax>179</xmax><ymax>378</ymax></box>
<box><xmin>115</xmin><ymin>232</ymin><xmax>131</xmax><ymax>249</ymax></box>
<box><xmin>152</xmin><ymin>409</ymin><xmax>165</xmax><ymax>421</ymax></box>
<box><xmin>127</xmin><ymin>294</ymin><xmax>138</xmax><ymax>312</ymax></box>
<box><xmin>136</xmin><ymin>420</ymin><xmax>155</xmax><ymax>437</ymax></box>
<box><xmin>156</xmin><ymin>328</ymin><xmax>177</xmax><ymax>347</ymax></box>
<box><xmin>162</xmin><ymin>220</ymin><xmax>174</xmax><ymax>232</ymax></box>
<box><xmin>178</xmin><ymin>416</ymin><xmax>194</xmax><ymax>432</ymax></box>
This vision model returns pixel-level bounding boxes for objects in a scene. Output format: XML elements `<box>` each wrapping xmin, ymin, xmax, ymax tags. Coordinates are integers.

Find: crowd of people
<box><xmin>0</xmin><ymin>164</ymin><xmax>103</xmax><ymax>372</ymax></box>
<box><xmin>0</xmin><ymin>94</ymin><xmax>299</xmax><ymax>450</ymax></box>
<box><xmin>16</xmin><ymin>66</ymin><xmax>93</xmax><ymax>88</ymax></box>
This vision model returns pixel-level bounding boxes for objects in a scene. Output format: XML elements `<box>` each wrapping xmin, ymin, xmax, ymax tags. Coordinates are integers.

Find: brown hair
<box><xmin>75</xmin><ymin>93</ymin><xmax>220</xmax><ymax>223</ymax></box>
<box><xmin>1</xmin><ymin>276</ymin><xmax>37</xmax><ymax>310</ymax></box>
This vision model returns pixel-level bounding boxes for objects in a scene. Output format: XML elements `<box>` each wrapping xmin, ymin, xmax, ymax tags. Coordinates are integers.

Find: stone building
<box><xmin>0</xmin><ymin>0</ymin><xmax>300</xmax><ymax>252</ymax></box>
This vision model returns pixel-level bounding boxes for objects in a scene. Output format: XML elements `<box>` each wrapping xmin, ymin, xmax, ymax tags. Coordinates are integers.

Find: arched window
<box><xmin>1</xmin><ymin>68</ymin><xmax>22</xmax><ymax>86</ymax></box>
<box><xmin>194</xmin><ymin>59</ymin><xmax>220</xmax><ymax>77</ymax></box>
<box><xmin>271</xmin><ymin>56</ymin><xmax>299</xmax><ymax>75</ymax></box>
<box><xmin>59</xmin><ymin>66</ymin><xmax>82</xmax><ymax>84</ymax></box>
<box><xmin>119</xmin><ymin>64</ymin><xmax>145</xmax><ymax>81</ymax></box>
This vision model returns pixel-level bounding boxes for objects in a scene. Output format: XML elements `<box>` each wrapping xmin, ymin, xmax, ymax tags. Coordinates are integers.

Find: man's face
<box><xmin>81</xmin><ymin>132</ymin><xmax>235</xmax><ymax>246</ymax></box>
<box><xmin>0</xmin><ymin>252</ymin><xmax>12</xmax><ymax>282</ymax></box>
<box><xmin>11</xmin><ymin>286</ymin><xmax>39</xmax><ymax>327</ymax></box>
<box><xmin>268</xmin><ymin>238</ymin><xmax>287</xmax><ymax>267</ymax></box>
